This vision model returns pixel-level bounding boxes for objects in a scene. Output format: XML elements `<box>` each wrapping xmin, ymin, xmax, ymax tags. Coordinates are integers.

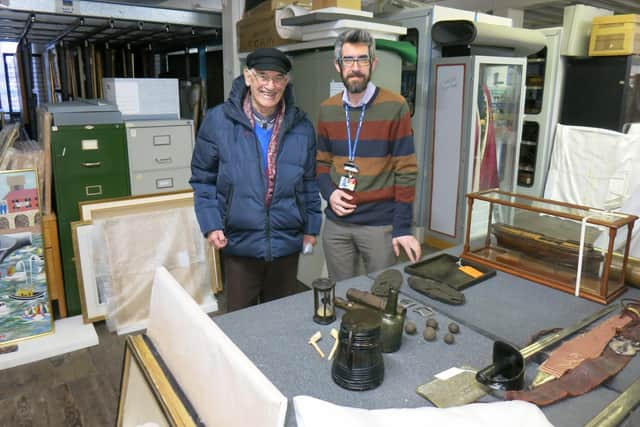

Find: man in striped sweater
<box><xmin>316</xmin><ymin>29</ymin><xmax>422</xmax><ymax>281</ymax></box>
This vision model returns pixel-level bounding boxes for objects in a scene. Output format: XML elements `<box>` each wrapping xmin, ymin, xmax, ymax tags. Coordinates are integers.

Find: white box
<box><xmin>561</xmin><ymin>4</ymin><xmax>612</xmax><ymax>56</ymax></box>
<box><xmin>102</xmin><ymin>78</ymin><xmax>180</xmax><ymax>120</ymax></box>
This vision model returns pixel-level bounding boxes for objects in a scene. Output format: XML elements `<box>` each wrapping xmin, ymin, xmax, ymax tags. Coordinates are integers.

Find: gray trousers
<box><xmin>322</xmin><ymin>218</ymin><xmax>396</xmax><ymax>282</ymax></box>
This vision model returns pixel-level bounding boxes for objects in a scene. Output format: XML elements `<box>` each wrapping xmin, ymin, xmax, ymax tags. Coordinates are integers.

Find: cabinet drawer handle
<box><xmin>80</xmin><ymin>162</ymin><xmax>102</xmax><ymax>168</ymax></box>
<box><xmin>155</xmin><ymin>157</ymin><xmax>172</xmax><ymax>164</ymax></box>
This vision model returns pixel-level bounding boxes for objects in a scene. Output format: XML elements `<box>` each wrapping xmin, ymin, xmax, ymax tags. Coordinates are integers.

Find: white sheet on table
<box><xmin>293</xmin><ymin>395</ymin><xmax>553</xmax><ymax>427</ymax></box>
<box><xmin>147</xmin><ymin>267</ymin><xmax>287</xmax><ymax>427</ymax></box>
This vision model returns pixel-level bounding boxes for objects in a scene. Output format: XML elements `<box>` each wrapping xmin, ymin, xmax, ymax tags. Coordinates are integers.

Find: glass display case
<box><xmin>461</xmin><ymin>190</ymin><xmax>638</xmax><ymax>304</ymax></box>
<box><xmin>427</xmin><ymin>56</ymin><xmax>526</xmax><ymax>246</ymax></box>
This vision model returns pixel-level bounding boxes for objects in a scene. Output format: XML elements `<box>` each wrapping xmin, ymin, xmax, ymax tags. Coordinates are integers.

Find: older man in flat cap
<box><xmin>191</xmin><ymin>47</ymin><xmax>321</xmax><ymax>311</ymax></box>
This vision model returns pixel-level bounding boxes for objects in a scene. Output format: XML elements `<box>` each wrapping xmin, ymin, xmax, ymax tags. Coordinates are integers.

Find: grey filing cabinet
<box><xmin>124</xmin><ymin>119</ymin><xmax>195</xmax><ymax>195</ymax></box>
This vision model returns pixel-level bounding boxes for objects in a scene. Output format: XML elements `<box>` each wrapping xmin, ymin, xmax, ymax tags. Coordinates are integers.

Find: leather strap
<box><xmin>505</xmin><ymin>347</ymin><xmax>631</xmax><ymax>406</ymax></box>
<box><xmin>539</xmin><ymin>314</ymin><xmax>631</xmax><ymax>378</ymax></box>
<box><xmin>505</xmin><ymin>301</ymin><xmax>640</xmax><ymax>406</ymax></box>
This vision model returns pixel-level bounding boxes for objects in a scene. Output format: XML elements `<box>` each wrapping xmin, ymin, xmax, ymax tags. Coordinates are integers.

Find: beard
<box><xmin>341</xmin><ymin>69</ymin><xmax>370</xmax><ymax>94</ymax></box>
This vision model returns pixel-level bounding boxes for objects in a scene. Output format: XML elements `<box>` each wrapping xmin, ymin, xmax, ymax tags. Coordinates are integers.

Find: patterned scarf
<box><xmin>243</xmin><ymin>91</ymin><xmax>285</xmax><ymax>207</ymax></box>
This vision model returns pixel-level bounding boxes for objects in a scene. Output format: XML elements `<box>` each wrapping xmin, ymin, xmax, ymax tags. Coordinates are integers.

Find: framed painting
<box><xmin>117</xmin><ymin>334</ymin><xmax>202</xmax><ymax>427</ymax></box>
<box><xmin>0</xmin><ymin>169</ymin><xmax>54</xmax><ymax>347</ymax></box>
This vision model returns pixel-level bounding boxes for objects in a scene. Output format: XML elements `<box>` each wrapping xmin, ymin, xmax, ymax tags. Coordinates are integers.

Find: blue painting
<box><xmin>0</xmin><ymin>169</ymin><xmax>53</xmax><ymax>347</ymax></box>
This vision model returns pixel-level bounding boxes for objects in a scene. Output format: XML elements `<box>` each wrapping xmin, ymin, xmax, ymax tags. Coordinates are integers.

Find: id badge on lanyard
<box><xmin>339</xmin><ymin>104</ymin><xmax>366</xmax><ymax>191</ymax></box>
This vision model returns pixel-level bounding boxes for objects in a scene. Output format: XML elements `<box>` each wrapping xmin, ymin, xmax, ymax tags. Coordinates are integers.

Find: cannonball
<box><xmin>425</xmin><ymin>318</ymin><xmax>439</xmax><ymax>330</ymax></box>
<box><xmin>444</xmin><ymin>333</ymin><xmax>455</xmax><ymax>345</ymax></box>
<box><xmin>448</xmin><ymin>322</ymin><xmax>460</xmax><ymax>334</ymax></box>
<box><xmin>404</xmin><ymin>321</ymin><xmax>417</xmax><ymax>335</ymax></box>
<box><xmin>423</xmin><ymin>326</ymin><xmax>437</xmax><ymax>341</ymax></box>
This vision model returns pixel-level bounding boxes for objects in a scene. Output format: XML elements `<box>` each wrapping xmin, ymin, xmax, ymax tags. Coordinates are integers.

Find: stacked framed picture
<box><xmin>70</xmin><ymin>191</ymin><xmax>221</xmax><ymax>333</ymax></box>
<box><xmin>0</xmin><ymin>169</ymin><xmax>53</xmax><ymax>348</ymax></box>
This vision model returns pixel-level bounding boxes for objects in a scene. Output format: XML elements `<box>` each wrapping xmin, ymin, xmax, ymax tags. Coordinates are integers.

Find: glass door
<box><xmin>472</xmin><ymin>62</ymin><xmax>524</xmax><ymax>193</ymax></box>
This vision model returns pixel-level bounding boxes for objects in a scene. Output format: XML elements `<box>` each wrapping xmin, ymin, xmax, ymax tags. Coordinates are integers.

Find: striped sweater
<box><xmin>316</xmin><ymin>87</ymin><xmax>418</xmax><ymax>237</ymax></box>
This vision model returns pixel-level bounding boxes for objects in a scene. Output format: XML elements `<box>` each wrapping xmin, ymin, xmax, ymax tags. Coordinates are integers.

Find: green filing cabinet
<box><xmin>51</xmin><ymin>123</ymin><xmax>131</xmax><ymax>316</ymax></box>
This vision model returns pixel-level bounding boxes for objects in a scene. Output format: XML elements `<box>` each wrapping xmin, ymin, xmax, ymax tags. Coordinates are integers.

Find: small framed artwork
<box><xmin>0</xmin><ymin>169</ymin><xmax>54</xmax><ymax>347</ymax></box>
<box><xmin>117</xmin><ymin>334</ymin><xmax>202</xmax><ymax>427</ymax></box>
<box><xmin>71</xmin><ymin>220</ymin><xmax>106</xmax><ymax>323</ymax></box>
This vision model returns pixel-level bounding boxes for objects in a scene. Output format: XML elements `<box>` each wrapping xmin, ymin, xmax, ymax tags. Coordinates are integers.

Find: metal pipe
<box><xmin>18</xmin><ymin>13</ymin><xmax>36</xmax><ymax>44</ymax></box>
<box><xmin>48</xmin><ymin>17</ymin><xmax>84</xmax><ymax>49</ymax></box>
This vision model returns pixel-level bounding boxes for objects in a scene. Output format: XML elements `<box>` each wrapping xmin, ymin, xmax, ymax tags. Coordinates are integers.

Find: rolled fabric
<box><xmin>432</xmin><ymin>20</ymin><xmax>546</xmax><ymax>57</ymax></box>
<box><xmin>275</xmin><ymin>5</ymin><xmax>310</xmax><ymax>40</ymax></box>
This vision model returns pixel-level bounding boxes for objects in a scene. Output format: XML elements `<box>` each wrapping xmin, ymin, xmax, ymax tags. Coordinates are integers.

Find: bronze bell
<box><xmin>331</xmin><ymin>308</ymin><xmax>384</xmax><ymax>391</ymax></box>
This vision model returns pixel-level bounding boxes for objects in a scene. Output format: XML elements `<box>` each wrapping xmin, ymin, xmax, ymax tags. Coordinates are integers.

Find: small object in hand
<box><xmin>444</xmin><ymin>333</ymin><xmax>455</xmax><ymax>344</ymax></box>
<box><xmin>426</xmin><ymin>318</ymin><xmax>439</xmax><ymax>330</ymax></box>
<box><xmin>404</xmin><ymin>320</ymin><xmax>417</xmax><ymax>335</ymax></box>
<box><xmin>448</xmin><ymin>322</ymin><xmax>460</xmax><ymax>334</ymax></box>
<box><xmin>303</xmin><ymin>242</ymin><xmax>313</xmax><ymax>255</ymax></box>
<box><xmin>423</xmin><ymin>326</ymin><xmax>437</xmax><ymax>341</ymax></box>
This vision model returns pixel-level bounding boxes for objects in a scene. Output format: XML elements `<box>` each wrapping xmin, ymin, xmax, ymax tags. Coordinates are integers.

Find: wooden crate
<box><xmin>237</xmin><ymin>2</ymin><xmax>289</xmax><ymax>52</ymax></box>
<box><xmin>312</xmin><ymin>0</ymin><xmax>360</xmax><ymax>10</ymax></box>
<box><xmin>42</xmin><ymin>213</ymin><xmax>67</xmax><ymax>317</ymax></box>
<box><xmin>589</xmin><ymin>14</ymin><xmax>640</xmax><ymax>56</ymax></box>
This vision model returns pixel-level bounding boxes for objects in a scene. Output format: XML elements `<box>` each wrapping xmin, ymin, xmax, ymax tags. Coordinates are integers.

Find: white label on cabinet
<box><xmin>156</xmin><ymin>178</ymin><xmax>174</xmax><ymax>189</ymax></box>
<box><xmin>81</xmin><ymin>139</ymin><xmax>99</xmax><ymax>150</ymax></box>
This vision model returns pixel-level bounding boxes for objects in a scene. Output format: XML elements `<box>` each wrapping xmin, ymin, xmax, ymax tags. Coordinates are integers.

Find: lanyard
<box><xmin>344</xmin><ymin>104</ymin><xmax>366</xmax><ymax>161</ymax></box>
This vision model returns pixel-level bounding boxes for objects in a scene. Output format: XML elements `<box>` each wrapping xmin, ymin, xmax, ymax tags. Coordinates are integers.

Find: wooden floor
<box><xmin>0</xmin><ymin>322</ymin><xmax>126</xmax><ymax>427</ymax></box>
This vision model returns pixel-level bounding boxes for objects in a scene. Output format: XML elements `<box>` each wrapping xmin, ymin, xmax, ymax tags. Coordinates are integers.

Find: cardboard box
<box><xmin>102</xmin><ymin>78</ymin><xmax>180</xmax><ymax>120</ymax></box>
<box><xmin>237</xmin><ymin>1</ymin><xmax>289</xmax><ymax>52</ymax></box>
<box><xmin>312</xmin><ymin>0</ymin><xmax>361</xmax><ymax>11</ymax></box>
<box><xmin>589</xmin><ymin>14</ymin><xmax>640</xmax><ymax>56</ymax></box>
<box><xmin>271</xmin><ymin>0</ymin><xmax>311</xmax><ymax>10</ymax></box>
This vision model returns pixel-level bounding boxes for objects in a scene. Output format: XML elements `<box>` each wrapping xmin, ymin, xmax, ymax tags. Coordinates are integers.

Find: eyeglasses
<box><xmin>339</xmin><ymin>55</ymin><xmax>371</xmax><ymax>67</ymax></box>
<box><xmin>250</xmin><ymin>69</ymin><xmax>288</xmax><ymax>86</ymax></box>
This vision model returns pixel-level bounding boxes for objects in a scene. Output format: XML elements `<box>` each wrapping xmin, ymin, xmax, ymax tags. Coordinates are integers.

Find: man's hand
<box><xmin>303</xmin><ymin>234</ymin><xmax>316</xmax><ymax>247</ymax></box>
<box><xmin>207</xmin><ymin>230</ymin><xmax>228</xmax><ymax>249</ymax></box>
<box><xmin>329</xmin><ymin>189</ymin><xmax>357</xmax><ymax>217</ymax></box>
<box><xmin>392</xmin><ymin>235</ymin><xmax>421</xmax><ymax>263</ymax></box>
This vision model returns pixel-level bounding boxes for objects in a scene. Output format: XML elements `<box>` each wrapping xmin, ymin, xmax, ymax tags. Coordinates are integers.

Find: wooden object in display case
<box><xmin>42</xmin><ymin>213</ymin><xmax>66</xmax><ymax>318</ymax></box>
<box><xmin>461</xmin><ymin>190</ymin><xmax>638</xmax><ymax>304</ymax></box>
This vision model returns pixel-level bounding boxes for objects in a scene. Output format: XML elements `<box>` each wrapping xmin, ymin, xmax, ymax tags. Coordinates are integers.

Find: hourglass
<box><xmin>312</xmin><ymin>278</ymin><xmax>336</xmax><ymax>325</ymax></box>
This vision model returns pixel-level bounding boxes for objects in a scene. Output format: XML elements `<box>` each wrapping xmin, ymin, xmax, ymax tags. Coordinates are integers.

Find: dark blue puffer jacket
<box><xmin>190</xmin><ymin>75</ymin><xmax>322</xmax><ymax>260</ymax></box>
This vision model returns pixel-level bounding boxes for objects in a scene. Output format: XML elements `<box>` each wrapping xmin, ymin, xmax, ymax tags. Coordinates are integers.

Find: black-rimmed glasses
<box><xmin>339</xmin><ymin>55</ymin><xmax>371</xmax><ymax>67</ymax></box>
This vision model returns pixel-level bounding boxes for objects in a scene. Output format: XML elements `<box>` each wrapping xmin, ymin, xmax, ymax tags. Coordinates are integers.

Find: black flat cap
<box><xmin>246</xmin><ymin>48</ymin><xmax>291</xmax><ymax>74</ymax></box>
